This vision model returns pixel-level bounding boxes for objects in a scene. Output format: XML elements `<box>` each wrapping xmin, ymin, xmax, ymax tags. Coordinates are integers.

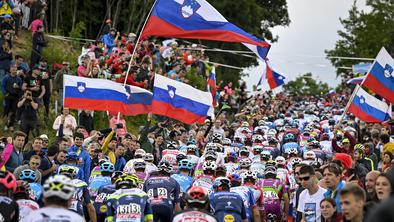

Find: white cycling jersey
<box><xmin>16</xmin><ymin>199</ymin><xmax>40</xmax><ymax>221</ymax></box>
<box><xmin>21</xmin><ymin>206</ymin><xmax>85</xmax><ymax>222</ymax></box>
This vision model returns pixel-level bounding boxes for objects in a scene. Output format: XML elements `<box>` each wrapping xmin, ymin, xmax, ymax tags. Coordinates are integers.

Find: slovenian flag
<box><xmin>207</xmin><ymin>67</ymin><xmax>217</xmax><ymax>107</ymax></box>
<box><xmin>152</xmin><ymin>74</ymin><xmax>214</xmax><ymax>124</ymax></box>
<box><xmin>363</xmin><ymin>47</ymin><xmax>394</xmax><ymax>103</ymax></box>
<box><xmin>346</xmin><ymin>76</ymin><xmax>365</xmax><ymax>85</ymax></box>
<box><xmin>348</xmin><ymin>85</ymin><xmax>391</xmax><ymax>123</ymax></box>
<box><xmin>63</xmin><ymin>75</ymin><xmax>152</xmax><ymax>116</ymax></box>
<box><xmin>142</xmin><ymin>0</ymin><xmax>270</xmax><ymax>60</ymax></box>
<box><xmin>266</xmin><ymin>62</ymin><xmax>286</xmax><ymax>90</ymax></box>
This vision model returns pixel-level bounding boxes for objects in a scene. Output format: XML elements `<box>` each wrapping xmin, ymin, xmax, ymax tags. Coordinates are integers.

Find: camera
<box><xmin>115</xmin><ymin>123</ymin><xmax>123</xmax><ymax>129</ymax></box>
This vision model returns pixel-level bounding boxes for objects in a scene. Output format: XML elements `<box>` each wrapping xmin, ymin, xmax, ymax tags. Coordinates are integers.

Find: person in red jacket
<box><xmin>332</xmin><ymin>127</ymin><xmax>356</xmax><ymax>155</ymax></box>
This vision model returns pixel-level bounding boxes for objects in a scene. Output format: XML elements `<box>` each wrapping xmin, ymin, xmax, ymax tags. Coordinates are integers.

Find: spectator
<box><xmin>375</xmin><ymin>173</ymin><xmax>393</xmax><ymax>202</ymax></box>
<box><xmin>5</xmin><ymin>130</ymin><xmax>25</xmax><ymax>172</ymax></box>
<box><xmin>103</xmin><ymin>28</ymin><xmax>118</xmax><ymax>55</ymax></box>
<box><xmin>13</xmin><ymin>154</ymin><xmax>42</xmax><ymax>183</ymax></box>
<box><xmin>79</xmin><ymin>110</ymin><xmax>94</xmax><ymax>133</ymax></box>
<box><xmin>382</xmin><ymin>152</ymin><xmax>394</xmax><ymax>172</ymax></box>
<box><xmin>77</xmin><ymin>55</ymin><xmax>92</xmax><ymax>77</ymax></box>
<box><xmin>0</xmin><ymin>14</ymin><xmax>14</xmax><ymax>47</ymax></box>
<box><xmin>109</xmin><ymin>114</ymin><xmax>127</xmax><ymax>138</ymax></box>
<box><xmin>101</xmin><ymin>19</ymin><xmax>112</xmax><ymax>36</ymax></box>
<box><xmin>320</xmin><ymin>198</ymin><xmax>340</xmax><ymax>222</ymax></box>
<box><xmin>339</xmin><ymin>183</ymin><xmax>366</xmax><ymax>222</ymax></box>
<box><xmin>365</xmin><ymin>171</ymin><xmax>380</xmax><ymax>202</ymax></box>
<box><xmin>66</xmin><ymin>132</ymin><xmax>91</xmax><ymax>182</ymax></box>
<box><xmin>29</xmin><ymin>12</ymin><xmax>44</xmax><ymax>35</ymax></box>
<box><xmin>323</xmin><ymin>163</ymin><xmax>346</xmax><ymax>213</ymax></box>
<box><xmin>2</xmin><ymin>64</ymin><xmax>22</xmax><ymax>131</ymax></box>
<box><xmin>17</xmin><ymin>90</ymin><xmax>38</xmax><ymax>138</ymax></box>
<box><xmin>38</xmin><ymin>58</ymin><xmax>52</xmax><ymax>115</ymax></box>
<box><xmin>0</xmin><ymin>40</ymin><xmax>12</xmax><ymax>82</ymax></box>
<box><xmin>380</xmin><ymin>133</ymin><xmax>394</xmax><ymax>157</ymax></box>
<box><xmin>11</xmin><ymin>55</ymin><xmax>29</xmax><ymax>80</ymax></box>
<box><xmin>54</xmin><ymin>61</ymin><xmax>72</xmax><ymax>107</ymax></box>
<box><xmin>52</xmin><ymin>107</ymin><xmax>77</xmax><ymax>137</ymax></box>
<box><xmin>22</xmin><ymin>65</ymin><xmax>45</xmax><ymax>101</ymax></box>
<box><xmin>30</xmin><ymin>24</ymin><xmax>46</xmax><ymax>66</ymax></box>
<box><xmin>114</xmin><ymin>144</ymin><xmax>126</xmax><ymax>171</ymax></box>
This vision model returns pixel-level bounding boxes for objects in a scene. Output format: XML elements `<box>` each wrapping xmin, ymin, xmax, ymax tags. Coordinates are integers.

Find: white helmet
<box><xmin>203</xmin><ymin>161</ymin><xmax>217</xmax><ymax>171</ymax></box>
<box><xmin>241</xmin><ymin>171</ymin><xmax>258</xmax><ymax>182</ymax></box>
<box><xmin>303</xmin><ymin>151</ymin><xmax>316</xmax><ymax>160</ymax></box>
<box><xmin>205</xmin><ymin>143</ymin><xmax>217</xmax><ymax>152</ymax></box>
<box><xmin>275</xmin><ymin>156</ymin><xmax>286</xmax><ymax>166</ymax></box>
<box><xmin>43</xmin><ymin>175</ymin><xmax>75</xmax><ymax>200</ymax></box>
<box><xmin>252</xmin><ymin>134</ymin><xmax>264</xmax><ymax>143</ymax></box>
<box><xmin>287</xmin><ymin>148</ymin><xmax>298</xmax><ymax>155</ymax></box>
<box><xmin>239</xmin><ymin>158</ymin><xmax>252</xmax><ymax>168</ymax></box>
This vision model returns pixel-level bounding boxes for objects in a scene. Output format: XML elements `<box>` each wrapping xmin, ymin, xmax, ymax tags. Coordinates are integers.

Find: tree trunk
<box><xmin>113</xmin><ymin>0</ymin><xmax>122</xmax><ymax>28</ymax></box>
<box><xmin>55</xmin><ymin>0</ymin><xmax>60</xmax><ymax>31</ymax></box>
<box><xmin>126</xmin><ymin>0</ymin><xmax>136</xmax><ymax>33</ymax></box>
<box><xmin>71</xmin><ymin>0</ymin><xmax>78</xmax><ymax>31</ymax></box>
<box><xmin>135</xmin><ymin>0</ymin><xmax>148</xmax><ymax>34</ymax></box>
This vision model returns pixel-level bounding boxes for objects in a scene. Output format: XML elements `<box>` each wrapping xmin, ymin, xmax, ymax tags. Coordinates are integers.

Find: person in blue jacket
<box><xmin>66</xmin><ymin>132</ymin><xmax>91</xmax><ymax>182</ymax></box>
<box><xmin>102</xmin><ymin>28</ymin><xmax>118</xmax><ymax>55</ymax></box>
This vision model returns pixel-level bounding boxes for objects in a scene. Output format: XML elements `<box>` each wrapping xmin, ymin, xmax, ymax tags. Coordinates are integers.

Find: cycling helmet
<box><xmin>215</xmin><ymin>165</ymin><xmax>227</xmax><ymax>176</ymax></box>
<box><xmin>239</xmin><ymin>158</ymin><xmax>252</xmax><ymax>168</ymax></box>
<box><xmin>134</xmin><ymin>149</ymin><xmax>146</xmax><ymax>157</ymax></box>
<box><xmin>176</xmin><ymin>153</ymin><xmax>187</xmax><ymax>162</ymax></box>
<box><xmin>222</xmin><ymin>138</ymin><xmax>232</xmax><ymax>146</ymax></box>
<box><xmin>239</xmin><ymin>146</ymin><xmax>249</xmax><ymax>155</ymax></box>
<box><xmin>284</xmin><ymin>133</ymin><xmax>295</xmax><ymax>142</ymax></box>
<box><xmin>287</xmin><ymin>147</ymin><xmax>298</xmax><ymax>155</ymax></box>
<box><xmin>115</xmin><ymin>174</ymin><xmax>139</xmax><ymax>189</ymax></box>
<box><xmin>157</xmin><ymin>161</ymin><xmax>173</xmax><ymax>173</ymax></box>
<box><xmin>260</xmin><ymin>150</ymin><xmax>271</xmax><ymax>160</ymax></box>
<box><xmin>0</xmin><ymin>171</ymin><xmax>17</xmax><ymax>192</ymax></box>
<box><xmin>58</xmin><ymin>165</ymin><xmax>78</xmax><ymax>178</ymax></box>
<box><xmin>212</xmin><ymin>133</ymin><xmax>222</xmax><ymax>143</ymax></box>
<box><xmin>228</xmin><ymin>173</ymin><xmax>242</xmax><ymax>185</ymax></box>
<box><xmin>253</xmin><ymin>145</ymin><xmax>264</xmax><ymax>154</ymax></box>
<box><xmin>264</xmin><ymin>166</ymin><xmax>277</xmax><ymax>176</ymax></box>
<box><xmin>111</xmin><ymin>171</ymin><xmax>125</xmax><ymax>184</ymax></box>
<box><xmin>213</xmin><ymin>177</ymin><xmax>231</xmax><ymax>190</ymax></box>
<box><xmin>205</xmin><ymin>151</ymin><xmax>217</xmax><ymax>161</ymax></box>
<box><xmin>241</xmin><ymin>171</ymin><xmax>257</xmax><ymax>182</ymax></box>
<box><xmin>186</xmin><ymin>144</ymin><xmax>197</xmax><ymax>152</ymax></box>
<box><xmin>66</xmin><ymin>151</ymin><xmax>79</xmax><ymax>162</ymax></box>
<box><xmin>290</xmin><ymin>157</ymin><xmax>302</xmax><ymax>167</ymax></box>
<box><xmin>143</xmin><ymin>153</ymin><xmax>154</xmax><ymax>162</ymax></box>
<box><xmin>275</xmin><ymin>156</ymin><xmax>286</xmax><ymax>166</ymax></box>
<box><xmin>100</xmin><ymin>161</ymin><xmax>115</xmax><ymax>173</ymax></box>
<box><xmin>133</xmin><ymin>161</ymin><xmax>146</xmax><ymax>170</ymax></box>
<box><xmin>43</xmin><ymin>175</ymin><xmax>75</xmax><ymax>200</ymax></box>
<box><xmin>354</xmin><ymin>144</ymin><xmax>365</xmax><ymax>152</ymax></box>
<box><xmin>203</xmin><ymin>161</ymin><xmax>217</xmax><ymax>171</ymax></box>
<box><xmin>186</xmin><ymin>186</ymin><xmax>208</xmax><ymax>204</ymax></box>
<box><xmin>205</xmin><ymin>143</ymin><xmax>216</xmax><ymax>152</ymax></box>
<box><xmin>178</xmin><ymin>159</ymin><xmax>194</xmax><ymax>171</ymax></box>
<box><xmin>14</xmin><ymin>180</ymin><xmax>30</xmax><ymax>196</ymax></box>
<box><xmin>19</xmin><ymin>169</ymin><xmax>36</xmax><ymax>182</ymax></box>
<box><xmin>308</xmin><ymin>140</ymin><xmax>320</xmax><ymax>148</ymax></box>
<box><xmin>303</xmin><ymin>151</ymin><xmax>316</xmax><ymax>160</ymax></box>
<box><xmin>258</xmin><ymin>120</ymin><xmax>266</xmax><ymax>126</ymax></box>
<box><xmin>233</xmin><ymin>135</ymin><xmax>244</xmax><ymax>144</ymax></box>
<box><xmin>265</xmin><ymin>160</ymin><xmax>277</xmax><ymax>168</ymax></box>
<box><xmin>252</xmin><ymin>134</ymin><xmax>264</xmax><ymax>143</ymax></box>
<box><xmin>98</xmin><ymin>156</ymin><xmax>111</xmax><ymax>165</ymax></box>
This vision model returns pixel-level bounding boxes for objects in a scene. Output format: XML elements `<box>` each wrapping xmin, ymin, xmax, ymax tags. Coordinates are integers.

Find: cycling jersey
<box><xmin>16</xmin><ymin>199</ymin><xmax>40</xmax><ymax>221</ymax></box>
<box><xmin>161</xmin><ymin>149</ymin><xmax>183</xmax><ymax>171</ymax></box>
<box><xmin>192</xmin><ymin>174</ymin><xmax>215</xmax><ymax>195</ymax></box>
<box><xmin>21</xmin><ymin>206</ymin><xmax>84</xmax><ymax>222</ymax></box>
<box><xmin>123</xmin><ymin>158</ymin><xmax>145</xmax><ymax>175</ymax></box>
<box><xmin>276</xmin><ymin>167</ymin><xmax>289</xmax><ymax>183</ymax></box>
<box><xmin>257</xmin><ymin>178</ymin><xmax>287</xmax><ymax>219</ymax></box>
<box><xmin>224</xmin><ymin>162</ymin><xmax>239</xmax><ymax>176</ymax></box>
<box><xmin>230</xmin><ymin>186</ymin><xmax>257</xmax><ymax>222</ymax></box>
<box><xmin>58</xmin><ymin>164</ymin><xmax>84</xmax><ymax>181</ymax></box>
<box><xmin>107</xmin><ymin>188</ymin><xmax>153</xmax><ymax>222</ymax></box>
<box><xmin>171</xmin><ymin>173</ymin><xmax>193</xmax><ymax>193</ymax></box>
<box><xmin>89</xmin><ymin>166</ymin><xmax>102</xmax><ymax>182</ymax></box>
<box><xmin>145</xmin><ymin>163</ymin><xmax>158</xmax><ymax>174</ymax></box>
<box><xmin>88</xmin><ymin>175</ymin><xmax>112</xmax><ymax>200</ymax></box>
<box><xmin>209</xmin><ymin>191</ymin><xmax>247</xmax><ymax>222</ymax></box>
<box><xmin>69</xmin><ymin>178</ymin><xmax>91</xmax><ymax>215</ymax></box>
<box><xmin>173</xmin><ymin>209</ymin><xmax>218</xmax><ymax>222</ymax></box>
<box><xmin>0</xmin><ymin>196</ymin><xmax>19</xmax><ymax>222</ymax></box>
<box><xmin>94</xmin><ymin>184</ymin><xmax>117</xmax><ymax>221</ymax></box>
<box><xmin>250</xmin><ymin>161</ymin><xmax>265</xmax><ymax>178</ymax></box>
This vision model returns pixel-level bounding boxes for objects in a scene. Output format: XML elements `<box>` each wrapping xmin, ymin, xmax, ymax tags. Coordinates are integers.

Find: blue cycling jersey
<box><xmin>171</xmin><ymin>173</ymin><xmax>193</xmax><ymax>193</ymax></box>
<box><xmin>209</xmin><ymin>191</ymin><xmax>247</xmax><ymax>222</ymax></box>
<box><xmin>94</xmin><ymin>184</ymin><xmax>117</xmax><ymax>217</ymax></box>
<box><xmin>143</xmin><ymin>175</ymin><xmax>180</xmax><ymax>209</ymax></box>
<box><xmin>230</xmin><ymin>186</ymin><xmax>256</xmax><ymax>222</ymax></box>
<box><xmin>88</xmin><ymin>176</ymin><xmax>112</xmax><ymax>199</ymax></box>
<box><xmin>69</xmin><ymin>179</ymin><xmax>91</xmax><ymax>216</ymax></box>
<box><xmin>29</xmin><ymin>182</ymin><xmax>43</xmax><ymax>202</ymax></box>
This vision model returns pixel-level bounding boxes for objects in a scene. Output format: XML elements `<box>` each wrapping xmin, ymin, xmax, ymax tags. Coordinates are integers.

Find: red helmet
<box><xmin>0</xmin><ymin>171</ymin><xmax>17</xmax><ymax>192</ymax></box>
<box><xmin>14</xmin><ymin>180</ymin><xmax>29</xmax><ymax>196</ymax></box>
<box><xmin>186</xmin><ymin>186</ymin><xmax>208</xmax><ymax>204</ymax></box>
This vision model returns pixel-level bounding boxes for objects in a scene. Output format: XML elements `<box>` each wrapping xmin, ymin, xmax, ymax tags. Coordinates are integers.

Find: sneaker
<box><xmin>3</xmin><ymin>126</ymin><xmax>8</xmax><ymax>131</ymax></box>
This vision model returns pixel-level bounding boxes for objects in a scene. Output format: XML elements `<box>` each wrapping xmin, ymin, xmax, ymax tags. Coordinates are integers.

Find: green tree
<box><xmin>283</xmin><ymin>73</ymin><xmax>330</xmax><ymax>97</ymax></box>
<box><xmin>326</xmin><ymin>0</ymin><xmax>394</xmax><ymax>78</ymax></box>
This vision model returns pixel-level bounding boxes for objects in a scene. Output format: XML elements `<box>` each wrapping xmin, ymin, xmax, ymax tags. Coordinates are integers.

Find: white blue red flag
<box><xmin>207</xmin><ymin>67</ymin><xmax>217</xmax><ymax>107</ymax></box>
<box><xmin>363</xmin><ymin>47</ymin><xmax>394</xmax><ymax>103</ymax></box>
<box><xmin>142</xmin><ymin>0</ymin><xmax>270</xmax><ymax>60</ymax></box>
<box><xmin>346</xmin><ymin>76</ymin><xmax>365</xmax><ymax>85</ymax></box>
<box><xmin>348</xmin><ymin>86</ymin><xmax>391</xmax><ymax>123</ymax></box>
<box><xmin>152</xmin><ymin>74</ymin><xmax>214</xmax><ymax>124</ymax></box>
<box><xmin>63</xmin><ymin>75</ymin><xmax>152</xmax><ymax>115</ymax></box>
<box><xmin>265</xmin><ymin>62</ymin><xmax>286</xmax><ymax>90</ymax></box>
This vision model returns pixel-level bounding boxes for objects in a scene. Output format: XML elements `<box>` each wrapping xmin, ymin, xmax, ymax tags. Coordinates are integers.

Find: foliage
<box><xmin>326</xmin><ymin>0</ymin><xmax>394</xmax><ymax>78</ymax></box>
<box><xmin>283</xmin><ymin>73</ymin><xmax>330</xmax><ymax>97</ymax></box>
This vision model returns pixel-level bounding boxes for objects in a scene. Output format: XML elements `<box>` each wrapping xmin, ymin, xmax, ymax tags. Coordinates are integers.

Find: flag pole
<box><xmin>116</xmin><ymin>0</ymin><xmax>158</xmax><ymax>123</ymax></box>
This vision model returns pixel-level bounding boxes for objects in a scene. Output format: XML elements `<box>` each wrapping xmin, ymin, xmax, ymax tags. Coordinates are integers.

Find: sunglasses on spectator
<box><xmin>299</xmin><ymin>176</ymin><xmax>311</xmax><ymax>181</ymax></box>
<box><xmin>30</xmin><ymin>162</ymin><xmax>40</xmax><ymax>166</ymax></box>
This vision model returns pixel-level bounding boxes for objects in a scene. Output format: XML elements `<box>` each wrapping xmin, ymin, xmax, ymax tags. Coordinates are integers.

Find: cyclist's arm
<box><xmin>83</xmin><ymin>187</ymin><xmax>97</xmax><ymax>222</ymax></box>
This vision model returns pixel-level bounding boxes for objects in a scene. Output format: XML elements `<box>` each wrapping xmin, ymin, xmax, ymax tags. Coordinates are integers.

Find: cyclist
<box><xmin>94</xmin><ymin>171</ymin><xmax>124</xmax><ymax>222</ymax></box>
<box><xmin>144</xmin><ymin>153</ymin><xmax>158</xmax><ymax>174</ymax></box>
<box><xmin>171</xmin><ymin>159</ymin><xmax>194</xmax><ymax>194</ymax></box>
<box><xmin>0</xmin><ymin>171</ymin><xmax>19</xmax><ymax>222</ymax></box>
<box><xmin>173</xmin><ymin>186</ymin><xmax>217</xmax><ymax>222</ymax></box>
<box><xmin>22</xmin><ymin>175</ymin><xmax>84</xmax><ymax>222</ymax></box>
<box><xmin>19</xmin><ymin>169</ymin><xmax>43</xmax><ymax>203</ymax></box>
<box><xmin>144</xmin><ymin>160</ymin><xmax>181</xmax><ymax>222</ymax></box>
<box><xmin>88</xmin><ymin>161</ymin><xmax>114</xmax><ymax>200</ymax></box>
<box><xmin>14</xmin><ymin>180</ymin><xmax>40</xmax><ymax>221</ymax></box>
<box><xmin>106</xmin><ymin>174</ymin><xmax>153</xmax><ymax>222</ymax></box>
<box><xmin>58</xmin><ymin>164</ymin><xmax>97</xmax><ymax>222</ymax></box>
<box><xmin>193</xmin><ymin>160</ymin><xmax>217</xmax><ymax>194</ymax></box>
<box><xmin>134</xmin><ymin>160</ymin><xmax>148</xmax><ymax>181</ymax></box>
<box><xmin>209</xmin><ymin>177</ymin><xmax>248</xmax><ymax>222</ymax></box>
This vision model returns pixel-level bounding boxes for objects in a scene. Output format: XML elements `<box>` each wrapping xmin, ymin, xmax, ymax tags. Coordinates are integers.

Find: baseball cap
<box><xmin>40</xmin><ymin>134</ymin><xmax>49</xmax><ymax>141</ymax></box>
